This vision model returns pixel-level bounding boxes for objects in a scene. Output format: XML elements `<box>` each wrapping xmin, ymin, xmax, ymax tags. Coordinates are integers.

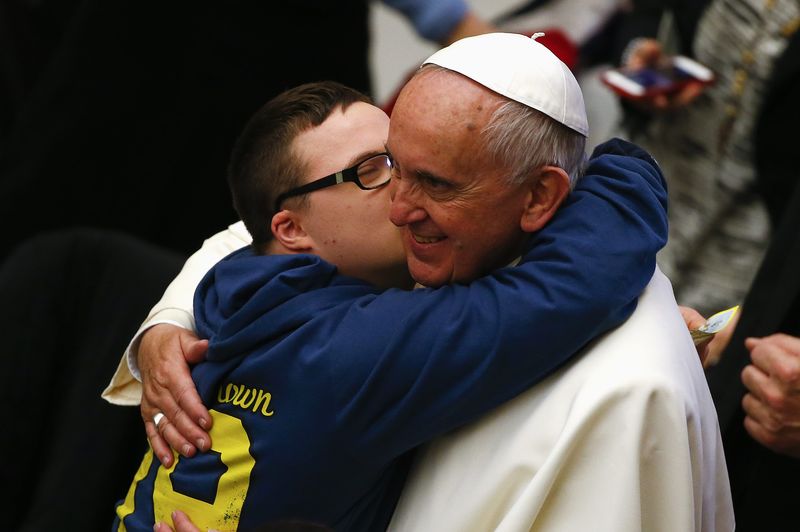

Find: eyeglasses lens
<box><xmin>357</xmin><ymin>154</ymin><xmax>392</xmax><ymax>189</ymax></box>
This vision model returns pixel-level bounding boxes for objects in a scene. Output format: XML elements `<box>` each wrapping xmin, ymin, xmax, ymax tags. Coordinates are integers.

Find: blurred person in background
<box><xmin>611</xmin><ymin>0</ymin><xmax>797</xmax><ymax>317</ymax></box>
<box><xmin>611</xmin><ymin>1</ymin><xmax>799</xmax><ymax>529</ymax></box>
<box><xmin>699</xmin><ymin>177</ymin><xmax>800</xmax><ymax>532</ymax></box>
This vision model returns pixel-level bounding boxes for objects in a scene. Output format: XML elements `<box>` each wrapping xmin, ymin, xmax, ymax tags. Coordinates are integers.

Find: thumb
<box><xmin>744</xmin><ymin>336</ymin><xmax>763</xmax><ymax>351</ymax></box>
<box><xmin>181</xmin><ymin>335</ymin><xmax>209</xmax><ymax>364</ymax></box>
<box><xmin>679</xmin><ymin>305</ymin><xmax>707</xmax><ymax>330</ymax></box>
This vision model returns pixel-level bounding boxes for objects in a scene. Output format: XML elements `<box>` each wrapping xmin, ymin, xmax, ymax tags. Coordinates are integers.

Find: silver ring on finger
<box><xmin>153</xmin><ymin>412</ymin><xmax>165</xmax><ymax>428</ymax></box>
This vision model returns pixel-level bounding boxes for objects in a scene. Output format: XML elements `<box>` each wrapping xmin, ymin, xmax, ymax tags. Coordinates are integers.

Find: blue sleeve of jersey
<box><xmin>382</xmin><ymin>0</ymin><xmax>468</xmax><ymax>43</ymax></box>
<box><xmin>330</xmin><ymin>138</ymin><xmax>669</xmax><ymax>457</ymax></box>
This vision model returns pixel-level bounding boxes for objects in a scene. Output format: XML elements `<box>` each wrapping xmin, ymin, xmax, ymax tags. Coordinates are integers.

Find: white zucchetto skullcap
<box><xmin>423</xmin><ymin>32</ymin><xmax>588</xmax><ymax>137</ymax></box>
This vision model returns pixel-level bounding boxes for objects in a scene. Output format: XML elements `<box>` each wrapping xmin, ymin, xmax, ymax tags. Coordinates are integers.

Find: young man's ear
<box><xmin>519</xmin><ymin>165</ymin><xmax>571</xmax><ymax>233</ymax></box>
<box><xmin>270</xmin><ymin>209</ymin><xmax>314</xmax><ymax>252</ymax></box>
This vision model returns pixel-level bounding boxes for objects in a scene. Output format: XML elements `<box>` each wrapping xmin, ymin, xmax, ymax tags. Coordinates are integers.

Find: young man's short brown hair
<box><xmin>227</xmin><ymin>81</ymin><xmax>372</xmax><ymax>247</ymax></box>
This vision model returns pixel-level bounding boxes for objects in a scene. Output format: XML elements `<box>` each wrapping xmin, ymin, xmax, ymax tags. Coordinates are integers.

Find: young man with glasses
<box><xmin>111</xmin><ymin>67</ymin><xmax>671</xmax><ymax>529</ymax></box>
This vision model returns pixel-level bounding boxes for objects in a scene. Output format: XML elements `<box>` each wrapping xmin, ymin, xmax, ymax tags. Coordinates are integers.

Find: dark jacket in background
<box><xmin>705</xmin><ymin>27</ymin><xmax>800</xmax><ymax>532</ymax></box>
<box><xmin>0</xmin><ymin>0</ymin><xmax>371</xmax><ymax>258</ymax></box>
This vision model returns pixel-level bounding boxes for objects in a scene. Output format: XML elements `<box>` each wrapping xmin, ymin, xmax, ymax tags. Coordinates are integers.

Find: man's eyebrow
<box><xmin>345</xmin><ymin>149</ymin><xmax>386</xmax><ymax>169</ymax></box>
<box><xmin>383</xmin><ymin>144</ymin><xmax>451</xmax><ymax>184</ymax></box>
<box><xmin>416</xmin><ymin>169</ymin><xmax>451</xmax><ymax>184</ymax></box>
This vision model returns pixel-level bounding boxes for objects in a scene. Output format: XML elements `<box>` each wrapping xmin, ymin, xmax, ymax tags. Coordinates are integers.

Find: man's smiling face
<box><xmin>387</xmin><ymin>70</ymin><xmax>533</xmax><ymax>287</ymax></box>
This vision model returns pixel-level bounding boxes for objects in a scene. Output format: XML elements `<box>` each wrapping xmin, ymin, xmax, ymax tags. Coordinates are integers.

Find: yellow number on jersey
<box><xmin>152</xmin><ymin>410</ymin><xmax>255</xmax><ymax>531</ymax></box>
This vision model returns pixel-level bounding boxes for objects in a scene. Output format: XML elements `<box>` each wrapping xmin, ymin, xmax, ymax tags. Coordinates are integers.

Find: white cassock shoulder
<box><xmin>389</xmin><ymin>268</ymin><xmax>734</xmax><ymax>532</ymax></box>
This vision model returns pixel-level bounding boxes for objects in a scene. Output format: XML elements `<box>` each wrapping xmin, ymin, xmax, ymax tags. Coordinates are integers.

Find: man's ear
<box><xmin>270</xmin><ymin>209</ymin><xmax>314</xmax><ymax>253</ymax></box>
<box><xmin>519</xmin><ymin>165</ymin><xmax>571</xmax><ymax>233</ymax></box>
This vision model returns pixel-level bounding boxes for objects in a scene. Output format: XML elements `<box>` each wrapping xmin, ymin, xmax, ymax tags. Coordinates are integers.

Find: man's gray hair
<box><xmin>482</xmin><ymin>99</ymin><xmax>587</xmax><ymax>187</ymax></box>
<box><xmin>415</xmin><ymin>64</ymin><xmax>587</xmax><ymax>186</ymax></box>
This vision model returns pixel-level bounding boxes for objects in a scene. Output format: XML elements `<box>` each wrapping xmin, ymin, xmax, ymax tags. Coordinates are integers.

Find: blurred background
<box><xmin>372</xmin><ymin>0</ymin><xmax>622</xmax><ymax>149</ymax></box>
<box><xmin>0</xmin><ymin>0</ymin><xmax>624</xmax><ymax>260</ymax></box>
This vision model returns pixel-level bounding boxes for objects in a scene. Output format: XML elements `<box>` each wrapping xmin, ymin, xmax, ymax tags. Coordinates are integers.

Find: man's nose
<box><xmin>389</xmin><ymin>178</ymin><xmax>426</xmax><ymax>227</ymax></box>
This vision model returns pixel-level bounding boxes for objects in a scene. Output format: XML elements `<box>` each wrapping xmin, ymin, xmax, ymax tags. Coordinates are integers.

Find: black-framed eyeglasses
<box><xmin>274</xmin><ymin>152</ymin><xmax>393</xmax><ymax>211</ymax></box>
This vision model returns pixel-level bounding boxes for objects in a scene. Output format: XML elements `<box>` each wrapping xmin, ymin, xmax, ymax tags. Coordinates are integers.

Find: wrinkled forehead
<box><xmin>388</xmin><ymin>70</ymin><xmax>507</xmax><ymax>175</ymax></box>
<box><xmin>391</xmin><ymin>71</ymin><xmax>490</xmax><ymax>145</ymax></box>
<box><xmin>398</xmin><ymin>67</ymin><xmax>505</xmax><ymax>120</ymax></box>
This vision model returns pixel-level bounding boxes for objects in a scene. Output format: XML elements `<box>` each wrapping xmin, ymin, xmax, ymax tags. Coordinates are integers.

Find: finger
<box><xmin>145</xmin><ymin>355</ymin><xmax>212</xmax><ymax>449</ymax></box>
<box><xmin>167</xmin><ymin>398</ymin><xmax>211</xmax><ymax>453</ymax></box>
<box><xmin>145</xmin><ymin>418</ymin><xmax>176</xmax><ymax>467</ymax></box>
<box><xmin>742</xmin><ymin>364</ymin><xmax>771</xmax><ymax>403</ymax></box>
<box><xmin>742</xmin><ymin>363</ymin><xmax>788</xmax><ymax>412</ymax></box>
<box><xmin>171</xmin><ymin>510</ymin><xmax>203</xmax><ymax>532</ymax></box>
<box><xmin>762</xmin><ymin>333</ymin><xmax>800</xmax><ymax>353</ymax></box>
<box><xmin>141</xmin><ymin>384</ymin><xmax>182</xmax><ymax>427</ymax></box>
<box><xmin>743</xmin><ymin>414</ymin><xmax>781</xmax><ymax>451</ymax></box>
<box><xmin>176</xmin><ymin>327</ymin><xmax>206</xmax><ymax>364</ymax></box>
<box><xmin>679</xmin><ymin>305</ymin><xmax>706</xmax><ymax>330</ymax></box>
<box><xmin>154</xmin><ymin>522</ymin><xmax>175</xmax><ymax>532</ymax></box>
<box><xmin>742</xmin><ymin>393</ymin><xmax>783</xmax><ymax>432</ymax></box>
<box><xmin>748</xmin><ymin>337</ymin><xmax>800</xmax><ymax>385</ymax></box>
<box><xmin>745</xmin><ymin>414</ymin><xmax>800</xmax><ymax>458</ymax></box>
<box><xmin>158</xmin><ymin>368</ymin><xmax>212</xmax><ymax>449</ymax></box>
<box><xmin>142</xmin><ymin>388</ymin><xmax>188</xmax><ymax>455</ymax></box>
<box><xmin>184</xmin><ymin>338</ymin><xmax>209</xmax><ymax>365</ymax></box>
<box><xmin>139</xmin><ymin>324</ymin><xmax>211</xmax><ymax>450</ymax></box>
<box><xmin>157</xmin><ymin>414</ymin><xmax>198</xmax><ymax>458</ymax></box>
<box><xmin>177</xmin><ymin>334</ymin><xmax>214</xmax><ymax>433</ymax></box>
<box><xmin>747</xmin><ymin>336</ymin><xmax>775</xmax><ymax>373</ymax></box>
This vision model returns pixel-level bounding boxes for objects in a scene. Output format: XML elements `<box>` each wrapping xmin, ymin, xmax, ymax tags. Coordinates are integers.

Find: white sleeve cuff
<box><xmin>101</xmin><ymin>312</ymin><xmax>194</xmax><ymax>405</ymax></box>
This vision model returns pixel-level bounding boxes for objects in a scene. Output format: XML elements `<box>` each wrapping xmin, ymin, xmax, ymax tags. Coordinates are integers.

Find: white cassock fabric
<box><xmin>388</xmin><ymin>268</ymin><xmax>734</xmax><ymax>532</ymax></box>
